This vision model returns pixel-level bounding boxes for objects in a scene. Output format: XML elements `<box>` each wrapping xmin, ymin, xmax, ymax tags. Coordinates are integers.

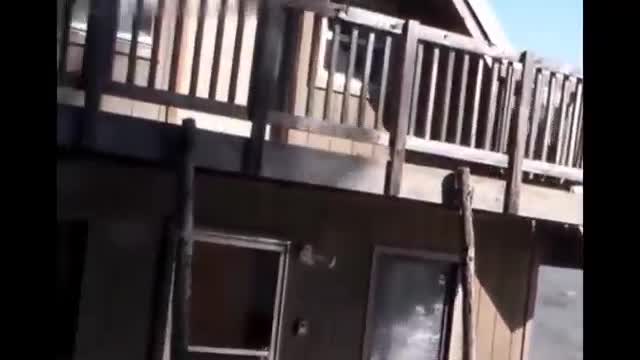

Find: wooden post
<box><xmin>504</xmin><ymin>52</ymin><xmax>536</xmax><ymax>214</ymax></box>
<box><xmin>456</xmin><ymin>167</ymin><xmax>476</xmax><ymax>360</ymax></box>
<box><xmin>243</xmin><ymin>0</ymin><xmax>289</xmax><ymax>176</ymax></box>
<box><xmin>384</xmin><ymin>20</ymin><xmax>419</xmax><ymax>196</ymax></box>
<box><xmin>171</xmin><ymin>118</ymin><xmax>197</xmax><ymax>360</ymax></box>
<box><xmin>81</xmin><ymin>0</ymin><xmax>119</xmax><ymax>147</ymax></box>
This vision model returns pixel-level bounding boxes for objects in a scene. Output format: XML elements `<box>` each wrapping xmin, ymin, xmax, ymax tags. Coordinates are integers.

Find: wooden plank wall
<box><xmin>59</xmin><ymin>157</ymin><xmax>542</xmax><ymax>360</ymax></box>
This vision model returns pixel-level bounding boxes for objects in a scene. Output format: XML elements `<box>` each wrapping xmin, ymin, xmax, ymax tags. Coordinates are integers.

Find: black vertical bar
<box><xmin>189</xmin><ymin>0</ymin><xmax>209</xmax><ymax>96</ymax></box>
<box><xmin>341</xmin><ymin>27</ymin><xmax>359</xmax><ymax>125</ymax></box>
<box><xmin>148</xmin><ymin>0</ymin><xmax>166</xmax><ymax>88</ymax></box>
<box><xmin>126</xmin><ymin>0</ymin><xmax>145</xmax><ymax>84</ymax></box>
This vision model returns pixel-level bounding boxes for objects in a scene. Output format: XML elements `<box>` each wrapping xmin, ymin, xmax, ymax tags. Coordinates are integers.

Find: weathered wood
<box><xmin>518</xmin><ymin>221</ymin><xmax>541</xmax><ymax>360</ymax></box>
<box><xmin>440</xmin><ymin>50</ymin><xmax>456</xmax><ymax>141</ymax></box>
<box><xmin>415</xmin><ymin>23</ymin><xmax>518</xmax><ymax>61</ymax></box>
<box><xmin>267</xmin><ymin>111</ymin><xmax>388</xmax><ymax>146</ymax></box>
<box><xmin>228</xmin><ymin>0</ymin><xmax>247</xmax><ymax>103</ymax></box>
<box><xmin>554</xmin><ymin>75</ymin><xmax>571</xmax><ymax>164</ymax></box>
<box><xmin>526</xmin><ymin>70</ymin><xmax>543</xmax><ymax>161</ymax></box>
<box><xmin>499</xmin><ymin>63</ymin><xmax>515</xmax><ymax>153</ymax></box>
<box><xmin>384</xmin><ymin>20</ymin><xmax>419</xmax><ymax>196</ymax></box>
<box><xmin>168</xmin><ymin>0</ymin><xmax>187</xmax><ymax>92</ymax></box>
<box><xmin>209</xmin><ymin>0</ymin><xmax>229</xmax><ymax>99</ymax></box>
<box><xmin>565</xmin><ymin>80</ymin><xmax>583</xmax><ymax>166</ymax></box>
<box><xmin>282</xmin><ymin>0</ymin><xmax>346</xmax><ymax>17</ymax></box>
<box><xmin>244</xmin><ymin>0</ymin><xmax>288</xmax><ymax>175</ymax></box>
<box><xmin>171</xmin><ymin>118</ymin><xmax>196</xmax><ymax>360</ymax></box>
<box><xmin>423</xmin><ymin>46</ymin><xmax>440</xmax><ymax>140</ymax></box>
<box><xmin>376</xmin><ymin>35</ymin><xmax>392</xmax><ymax>130</ymax></box>
<box><xmin>469</xmin><ymin>57</ymin><xmax>484</xmax><ymax>148</ymax></box>
<box><xmin>455</xmin><ymin>167</ymin><xmax>476</xmax><ymax>360</ymax></box>
<box><xmin>455</xmin><ymin>53</ymin><xmax>470</xmax><ymax>144</ymax></box>
<box><xmin>58</xmin><ymin>0</ymin><xmax>77</xmax><ymax>78</ymax></box>
<box><xmin>305</xmin><ymin>14</ymin><xmax>322</xmax><ymax>117</ymax></box>
<box><xmin>358</xmin><ymin>31</ymin><xmax>376</xmax><ymax>128</ymax></box>
<box><xmin>189</xmin><ymin>0</ymin><xmax>209</xmax><ymax>96</ymax></box>
<box><xmin>148</xmin><ymin>219</ymin><xmax>177</xmax><ymax>360</ymax></box>
<box><xmin>105</xmin><ymin>82</ymin><xmax>248</xmax><ymax>119</ymax></box>
<box><xmin>148</xmin><ymin>0</ymin><xmax>166</xmax><ymax>88</ymax></box>
<box><xmin>482</xmin><ymin>61</ymin><xmax>499</xmax><ymax>150</ymax></box>
<box><xmin>409</xmin><ymin>43</ymin><xmax>424</xmax><ymax>135</ymax></box>
<box><xmin>540</xmin><ymin>73</ymin><xmax>556</xmax><ymax>161</ymax></box>
<box><xmin>126</xmin><ymin>0</ymin><xmax>145</xmax><ymax>85</ymax></box>
<box><xmin>324</xmin><ymin>21</ymin><xmax>341</xmax><ymax>121</ymax></box>
<box><xmin>341</xmin><ymin>27</ymin><xmax>359</xmax><ymax>125</ymax></box>
<box><xmin>81</xmin><ymin>0</ymin><xmax>120</xmax><ymax>147</ymax></box>
<box><xmin>504</xmin><ymin>52</ymin><xmax>535</xmax><ymax>214</ymax></box>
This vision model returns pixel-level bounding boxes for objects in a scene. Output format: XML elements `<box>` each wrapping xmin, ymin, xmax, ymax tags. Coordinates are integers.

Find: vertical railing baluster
<box><xmin>189</xmin><ymin>0</ymin><xmax>208</xmax><ymax>96</ymax></box>
<box><xmin>305</xmin><ymin>14</ymin><xmax>322</xmax><ymax>117</ymax></box>
<box><xmin>408</xmin><ymin>43</ymin><xmax>424</xmax><ymax>135</ymax></box>
<box><xmin>376</xmin><ymin>35</ymin><xmax>392</xmax><ymax>130</ymax></box>
<box><xmin>169</xmin><ymin>0</ymin><xmax>187</xmax><ymax>92</ymax></box>
<box><xmin>541</xmin><ymin>73</ymin><xmax>556</xmax><ymax>161</ymax></box>
<box><xmin>566</xmin><ymin>79</ymin><xmax>583</xmax><ymax>166</ymax></box>
<box><xmin>358</xmin><ymin>31</ymin><xmax>375</xmax><ymax>128</ymax></box>
<box><xmin>209</xmin><ymin>0</ymin><xmax>228</xmax><ymax>99</ymax></box>
<box><xmin>228</xmin><ymin>0</ymin><xmax>247</xmax><ymax>103</ymax></box>
<box><xmin>148</xmin><ymin>0</ymin><xmax>166</xmax><ymax>88</ymax></box>
<box><xmin>423</xmin><ymin>46</ymin><xmax>440</xmax><ymax>140</ymax></box>
<box><xmin>454</xmin><ymin>53</ymin><xmax>470</xmax><ymax>144</ymax></box>
<box><xmin>469</xmin><ymin>57</ymin><xmax>484</xmax><ymax>148</ymax></box>
<box><xmin>499</xmin><ymin>63</ymin><xmax>515</xmax><ymax>153</ymax></box>
<box><xmin>482</xmin><ymin>60</ymin><xmax>499</xmax><ymax>150</ymax></box>
<box><xmin>324</xmin><ymin>21</ymin><xmax>341</xmax><ymax>121</ymax></box>
<box><xmin>126</xmin><ymin>0</ymin><xmax>145</xmax><ymax>85</ymax></box>
<box><xmin>526</xmin><ymin>69</ymin><xmax>543</xmax><ymax>160</ymax></box>
<box><xmin>554</xmin><ymin>75</ymin><xmax>571</xmax><ymax>164</ymax></box>
<box><xmin>341</xmin><ymin>27</ymin><xmax>359</xmax><ymax>125</ymax></box>
<box><xmin>440</xmin><ymin>50</ymin><xmax>456</xmax><ymax>142</ymax></box>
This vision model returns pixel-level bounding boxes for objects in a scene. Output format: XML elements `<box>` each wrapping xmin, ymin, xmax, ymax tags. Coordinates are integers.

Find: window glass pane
<box><xmin>191</xmin><ymin>240</ymin><xmax>280</xmax><ymax>350</ymax></box>
<box><xmin>368</xmin><ymin>253</ymin><xmax>452</xmax><ymax>360</ymax></box>
<box><xmin>530</xmin><ymin>266</ymin><xmax>583</xmax><ymax>360</ymax></box>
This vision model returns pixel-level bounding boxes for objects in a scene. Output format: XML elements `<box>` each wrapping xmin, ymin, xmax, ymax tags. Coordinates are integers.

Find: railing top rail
<box><xmin>535</xmin><ymin>57</ymin><xmax>583</xmax><ymax>79</ymax></box>
<box><xmin>414</xmin><ymin>23</ymin><xmax>519</xmax><ymax>62</ymax></box>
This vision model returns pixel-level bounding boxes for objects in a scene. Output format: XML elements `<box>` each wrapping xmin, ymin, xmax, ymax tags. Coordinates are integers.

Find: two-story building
<box><xmin>57</xmin><ymin>0</ymin><xmax>583</xmax><ymax>360</ymax></box>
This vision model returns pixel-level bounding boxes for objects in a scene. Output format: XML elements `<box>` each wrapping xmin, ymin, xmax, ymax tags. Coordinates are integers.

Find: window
<box><xmin>165</xmin><ymin>231</ymin><xmax>289</xmax><ymax>360</ymax></box>
<box><xmin>529</xmin><ymin>266</ymin><xmax>583</xmax><ymax>360</ymax></box>
<box><xmin>362</xmin><ymin>247</ymin><xmax>458</xmax><ymax>360</ymax></box>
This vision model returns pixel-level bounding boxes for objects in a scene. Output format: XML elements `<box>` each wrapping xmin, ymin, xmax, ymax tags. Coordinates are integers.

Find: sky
<box><xmin>490</xmin><ymin>0</ymin><xmax>583</xmax><ymax>68</ymax></box>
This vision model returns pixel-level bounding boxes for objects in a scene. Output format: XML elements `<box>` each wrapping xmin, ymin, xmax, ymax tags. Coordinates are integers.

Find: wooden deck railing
<box><xmin>57</xmin><ymin>0</ymin><xmax>583</xmax><ymax>211</ymax></box>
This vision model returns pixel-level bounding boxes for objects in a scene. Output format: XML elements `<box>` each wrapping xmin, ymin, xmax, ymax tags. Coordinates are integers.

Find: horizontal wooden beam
<box><xmin>105</xmin><ymin>82</ymin><xmax>248</xmax><ymax>120</ymax></box>
<box><xmin>267</xmin><ymin>111</ymin><xmax>389</xmax><ymax>146</ymax></box>
<box><xmin>405</xmin><ymin>137</ymin><xmax>583</xmax><ymax>182</ymax></box>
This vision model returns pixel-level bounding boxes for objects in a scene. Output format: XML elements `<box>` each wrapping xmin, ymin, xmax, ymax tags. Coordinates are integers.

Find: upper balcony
<box><xmin>57</xmin><ymin>0</ymin><xmax>583</xmax><ymax>224</ymax></box>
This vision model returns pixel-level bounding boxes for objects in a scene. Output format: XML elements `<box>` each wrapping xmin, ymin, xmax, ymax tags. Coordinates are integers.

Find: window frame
<box><xmin>361</xmin><ymin>246</ymin><xmax>460</xmax><ymax>360</ymax></box>
<box><xmin>186</xmin><ymin>229</ymin><xmax>291</xmax><ymax>360</ymax></box>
